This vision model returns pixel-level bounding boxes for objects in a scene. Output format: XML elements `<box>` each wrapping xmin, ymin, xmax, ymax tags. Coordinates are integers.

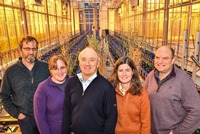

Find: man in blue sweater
<box><xmin>62</xmin><ymin>46</ymin><xmax>117</xmax><ymax>134</ymax></box>
<box><xmin>144</xmin><ymin>46</ymin><xmax>200</xmax><ymax>134</ymax></box>
<box><xmin>0</xmin><ymin>36</ymin><xmax>50</xmax><ymax>134</ymax></box>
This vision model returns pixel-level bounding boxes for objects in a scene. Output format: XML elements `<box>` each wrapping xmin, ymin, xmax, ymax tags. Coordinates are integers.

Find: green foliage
<box><xmin>87</xmin><ymin>35</ymin><xmax>101</xmax><ymax>55</ymax></box>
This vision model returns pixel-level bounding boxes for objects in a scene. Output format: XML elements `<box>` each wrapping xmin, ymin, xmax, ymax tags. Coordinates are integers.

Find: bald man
<box><xmin>144</xmin><ymin>46</ymin><xmax>200</xmax><ymax>134</ymax></box>
<box><xmin>62</xmin><ymin>46</ymin><xmax>117</xmax><ymax>134</ymax></box>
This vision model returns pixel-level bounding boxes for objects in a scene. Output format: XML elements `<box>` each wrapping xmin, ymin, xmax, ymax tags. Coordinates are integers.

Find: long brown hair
<box><xmin>109</xmin><ymin>56</ymin><xmax>142</xmax><ymax>95</ymax></box>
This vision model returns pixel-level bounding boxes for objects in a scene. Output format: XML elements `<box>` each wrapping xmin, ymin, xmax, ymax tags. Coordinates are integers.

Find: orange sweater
<box><xmin>115</xmin><ymin>86</ymin><xmax>150</xmax><ymax>134</ymax></box>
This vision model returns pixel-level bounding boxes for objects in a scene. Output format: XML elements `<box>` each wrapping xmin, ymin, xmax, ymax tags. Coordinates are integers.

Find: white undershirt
<box><xmin>119</xmin><ymin>83</ymin><xmax>126</xmax><ymax>95</ymax></box>
<box><xmin>77</xmin><ymin>72</ymin><xmax>97</xmax><ymax>91</ymax></box>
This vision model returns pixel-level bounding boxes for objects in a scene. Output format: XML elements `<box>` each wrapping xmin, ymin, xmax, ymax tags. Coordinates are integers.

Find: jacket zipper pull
<box><xmin>82</xmin><ymin>91</ymin><xmax>84</xmax><ymax>96</ymax></box>
<box><xmin>31</xmin><ymin>78</ymin><xmax>34</xmax><ymax>83</ymax></box>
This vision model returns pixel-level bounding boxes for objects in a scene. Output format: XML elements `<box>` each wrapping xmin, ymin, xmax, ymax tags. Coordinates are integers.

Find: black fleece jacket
<box><xmin>0</xmin><ymin>58</ymin><xmax>49</xmax><ymax>118</ymax></box>
<box><xmin>62</xmin><ymin>73</ymin><xmax>117</xmax><ymax>134</ymax></box>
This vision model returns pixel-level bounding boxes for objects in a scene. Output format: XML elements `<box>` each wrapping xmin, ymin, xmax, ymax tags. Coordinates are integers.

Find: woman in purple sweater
<box><xmin>34</xmin><ymin>54</ymin><xmax>70</xmax><ymax>134</ymax></box>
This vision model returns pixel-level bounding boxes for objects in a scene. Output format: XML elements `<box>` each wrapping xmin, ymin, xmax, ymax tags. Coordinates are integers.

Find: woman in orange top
<box><xmin>110</xmin><ymin>56</ymin><xmax>150</xmax><ymax>134</ymax></box>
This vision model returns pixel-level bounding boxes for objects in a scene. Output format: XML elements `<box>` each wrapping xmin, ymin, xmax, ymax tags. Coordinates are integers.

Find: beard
<box><xmin>25</xmin><ymin>54</ymin><xmax>36</xmax><ymax>63</ymax></box>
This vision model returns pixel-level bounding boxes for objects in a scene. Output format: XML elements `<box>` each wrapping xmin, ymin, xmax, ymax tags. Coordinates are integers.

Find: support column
<box><xmin>181</xmin><ymin>30</ymin><xmax>188</xmax><ymax>70</ymax></box>
<box><xmin>192</xmin><ymin>31</ymin><xmax>200</xmax><ymax>81</ymax></box>
<box><xmin>93</xmin><ymin>1</ymin><xmax>97</xmax><ymax>37</ymax></box>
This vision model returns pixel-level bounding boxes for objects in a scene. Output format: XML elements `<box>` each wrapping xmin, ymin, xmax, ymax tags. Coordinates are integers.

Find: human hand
<box><xmin>169</xmin><ymin>130</ymin><xmax>173</xmax><ymax>134</ymax></box>
<box><xmin>18</xmin><ymin>113</ymin><xmax>26</xmax><ymax>120</ymax></box>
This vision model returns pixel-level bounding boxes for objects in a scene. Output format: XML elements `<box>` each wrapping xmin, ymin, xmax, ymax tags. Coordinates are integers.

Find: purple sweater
<box><xmin>34</xmin><ymin>76</ymin><xmax>70</xmax><ymax>134</ymax></box>
<box><xmin>144</xmin><ymin>65</ymin><xmax>200</xmax><ymax>134</ymax></box>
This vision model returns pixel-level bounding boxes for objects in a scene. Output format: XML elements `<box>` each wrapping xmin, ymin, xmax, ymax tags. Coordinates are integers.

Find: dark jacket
<box><xmin>0</xmin><ymin>58</ymin><xmax>50</xmax><ymax>118</ymax></box>
<box><xmin>62</xmin><ymin>73</ymin><xmax>117</xmax><ymax>134</ymax></box>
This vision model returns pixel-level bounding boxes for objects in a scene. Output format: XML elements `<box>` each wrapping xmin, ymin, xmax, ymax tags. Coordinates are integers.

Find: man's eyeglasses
<box><xmin>22</xmin><ymin>47</ymin><xmax>37</xmax><ymax>51</ymax></box>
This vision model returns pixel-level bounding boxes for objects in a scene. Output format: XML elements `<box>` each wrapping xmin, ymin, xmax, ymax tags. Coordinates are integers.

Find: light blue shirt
<box><xmin>77</xmin><ymin>72</ymin><xmax>97</xmax><ymax>92</ymax></box>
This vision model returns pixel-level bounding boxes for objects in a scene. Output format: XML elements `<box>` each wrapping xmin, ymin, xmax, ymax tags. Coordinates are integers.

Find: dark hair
<box><xmin>19</xmin><ymin>36</ymin><xmax>38</xmax><ymax>50</ymax></box>
<box><xmin>109</xmin><ymin>56</ymin><xmax>142</xmax><ymax>95</ymax></box>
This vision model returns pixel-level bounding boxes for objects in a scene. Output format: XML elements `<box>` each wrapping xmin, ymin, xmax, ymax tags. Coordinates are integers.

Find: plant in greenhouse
<box><xmin>87</xmin><ymin>35</ymin><xmax>101</xmax><ymax>54</ymax></box>
<box><xmin>119</xmin><ymin>26</ymin><xmax>149</xmax><ymax>69</ymax></box>
<box><xmin>87</xmin><ymin>35</ymin><xmax>108</xmax><ymax>77</ymax></box>
<box><xmin>58</xmin><ymin>35</ymin><xmax>76</xmax><ymax>76</ymax></box>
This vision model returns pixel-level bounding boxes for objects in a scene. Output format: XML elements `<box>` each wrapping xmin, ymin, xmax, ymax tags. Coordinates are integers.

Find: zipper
<box><xmin>30</xmin><ymin>70</ymin><xmax>34</xmax><ymax>84</ymax></box>
<box><xmin>31</xmin><ymin>77</ymin><xmax>34</xmax><ymax>83</ymax></box>
<box><xmin>82</xmin><ymin>90</ymin><xmax>84</xmax><ymax>96</ymax></box>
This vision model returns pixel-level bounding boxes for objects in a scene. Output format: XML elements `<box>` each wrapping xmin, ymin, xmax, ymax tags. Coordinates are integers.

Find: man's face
<box><xmin>21</xmin><ymin>40</ymin><xmax>38</xmax><ymax>63</ymax></box>
<box><xmin>79</xmin><ymin>47</ymin><xmax>99</xmax><ymax>80</ymax></box>
<box><xmin>154</xmin><ymin>46</ymin><xmax>175</xmax><ymax>75</ymax></box>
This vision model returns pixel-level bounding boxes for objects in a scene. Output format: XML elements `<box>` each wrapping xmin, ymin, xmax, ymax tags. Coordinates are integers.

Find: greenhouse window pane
<box><xmin>0</xmin><ymin>7</ymin><xmax>9</xmax><ymax>53</ymax></box>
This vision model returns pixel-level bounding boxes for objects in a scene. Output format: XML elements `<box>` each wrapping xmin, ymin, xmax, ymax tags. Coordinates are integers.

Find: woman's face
<box><xmin>50</xmin><ymin>59</ymin><xmax>67</xmax><ymax>84</ymax></box>
<box><xmin>117</xmin><ymin>64</ymin><xmax>133</xmax><ymax>84</ymax></box>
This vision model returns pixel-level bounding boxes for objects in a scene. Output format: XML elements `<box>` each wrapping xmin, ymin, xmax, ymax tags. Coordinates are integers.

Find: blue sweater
<box><xmin>34</xmin><ymin>76</ymin><xmax>70</xmax><ymax>134</ymax></box>
<box><xmin>0</xmin><ymin>58</ymin><xmax>49</xmax><ymax>118</ymax></box>
<box><xmin>62</xmin><ymin>73</ymin><xmax>117</xmax><ymax>134</ymax></box>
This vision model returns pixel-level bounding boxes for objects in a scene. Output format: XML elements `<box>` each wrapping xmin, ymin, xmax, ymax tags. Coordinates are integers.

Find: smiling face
<box><xmin>21</xmin><ymin>40</ymin><xmax>38</xmax><ymax>64</ymax></box>
<box><xmin>78</xmin><ymin>47</ymin><xmax>99</xmax><ymax>80</ymax></box>
<box><xmin>48</xmin><ymin>55</ymin><xmax>68</xmax><ymax>84</ymax></box>
<box><xmin>117</xmin><ymin>64</ymin><xmax>133</xmax><ymax>84</ymax></box>
<box><xmin>154</xmin><ymin>46</ymin><xmax>175</xmax><ymax>78</ymax></box>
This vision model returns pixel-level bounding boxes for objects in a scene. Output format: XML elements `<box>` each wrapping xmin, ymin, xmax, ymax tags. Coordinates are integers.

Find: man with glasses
<box><xmin>0</xmin><ymin>36</ymin><xmax>50</xmax><ymax>134</ymax></box>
